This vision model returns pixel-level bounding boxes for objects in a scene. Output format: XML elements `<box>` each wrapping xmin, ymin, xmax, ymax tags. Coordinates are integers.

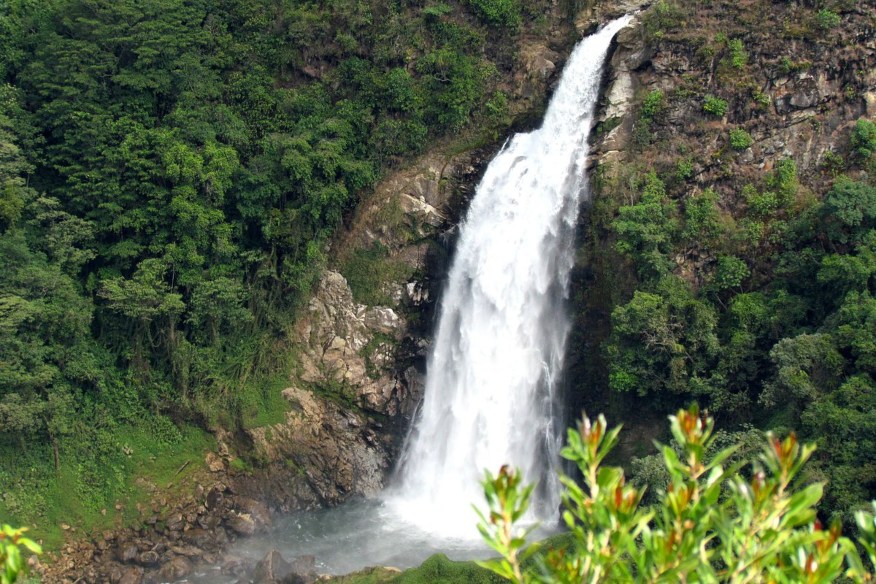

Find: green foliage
<box><xmin>675</xmin><ymin>158</ymin><xmax>694</xmax><ymax>182</ymax></box>
<box><xmin>600</xmin><ymin>120</ymin><xmax>876</xmax><ymax>518</ymax></box>
<box><xmin>821</xmin><ymin>176</ymin><xmax>876</xmax><ymax>244</ymax></box>
<box><xmin>728</xmin><ymin>127</ymin><xmax>753</xmax><ymax>150</ymax></box>
<box><xmin>612</xmin><ymin>172</ymin><xmax>678</xmax><ymax>279</ymax></box>
<box><xmin>465</xmin><ymin>0</ymin><xmax>521</xmax><ymax>28</ymax></box>
<box><xmin>0</xmin><ymin>421</ymin><xmax>214</xmax><ymax>547</ymax></box>
<box><xmin>608</xmin><ymin>276</ymin><xmax>718</xmax><ymax>395</ymax></box>
<box><xmin>727</xmin><ymin>38</ymin><xmax>748</xmax><ymax>69</ymax></box>
<box><xmin>815</xmin><ymin>9</ymin><xmax>841</xmax><ymax>31</ymax></box>
<box><xmin>682</xmin><ymin>188</ymin><xmax>725</xmax><ymax>248</ymax></box>
<box><xmin>643</xmin><ymin>0</ymin><xmax>685</xmax><ymax>39</ymax></box>
<box><xmin>0</xmin><ymin>524</ymin><xmax>41</xmax><ymax>584</ymax></box>
<box><xmin>851</xmin><ymin>118</ymin><xmax>876</xmax><ymax>159</ymax></box>
<box><xmin>703</xmin><ymin>95</ymin><xmax>728</xmax><ymax>117</ymax></box>
<box><xmin>477</xmin><ymin>407</ymin><xmax>876</xmax><ymax>583</ymax></box>
<box><xmin>340</xmin><ymin>244</ymin><xmax>413</xmax><ymax>306</ymax></box>
<box><xmin>821</xmin><ymin>150</ymin><xmax>846</xmax><ymax>175</ymax></box>
<box><xmin>641</xmin><ymin>89</ymin><xmax>666</xmax><ymax>119</ymax></box>
<box><xmin>711</xmin><ymin>255</ymin><xmax>750</xmax><ymax>291</ymax></box>
<box><xmin>0</xmin><ymin>0</ymin><xmax>548</xmax><ymax>547</ymax></box>
<box><xmin>395</xmin><ymin>554</ymin><xmax>506</xmax><ymax>584</ymax></box>
<box><xmin>767</xmin><ymin>158</ymin><xmax>799</xmax><ymax>206</ymax></box>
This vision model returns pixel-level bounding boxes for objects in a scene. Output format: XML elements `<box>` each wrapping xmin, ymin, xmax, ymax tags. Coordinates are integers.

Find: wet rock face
<box><xmin>592</xmin><ymin>13</ymin><xmax>655</xmax><ymax>165</ymax></box>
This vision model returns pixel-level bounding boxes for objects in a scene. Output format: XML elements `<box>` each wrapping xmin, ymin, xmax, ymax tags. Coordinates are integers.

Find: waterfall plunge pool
<box><xmin>186</xmin><ymin>498</ymin><xmax>558</xmax><ymax>582</ymax></box>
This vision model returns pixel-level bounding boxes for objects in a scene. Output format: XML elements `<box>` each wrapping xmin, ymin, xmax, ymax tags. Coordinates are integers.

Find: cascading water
<box><xmin>190</xmin><ymin>17</ymin><xmax>633</xmax><ymax>581</ymax></box>
<box><xmin>386</xmin><ymin>14</ymin><xmax>633</xmax><ymax>539</ymax></box>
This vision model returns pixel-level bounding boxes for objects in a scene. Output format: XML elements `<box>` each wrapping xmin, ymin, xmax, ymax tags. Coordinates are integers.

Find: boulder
<box><xmin>252</xmin><ymin>549</ymin><xmax>294</xmax><ymax>583</ymax></box>
<box><xmin>136</xmin><ymin>550</ymin><xmax>159</xmax><ymax>566</ymax></box>
<box><xmin>205</xmin><ymin>451</ymin><xmax>226</xmax><ymax>473</ymax></box>
<box><xmin>118</xmin><ymin>566</ymin><xmax>144</xmax><ymax>584</ymax></box>
<box><xmin>221</xmin><ymin>555</ymin><xmax>251</xmax><ymax>576</ymax></box>
<box><xmin>205</xmin><ymin>484</ymin><xmax>225</xmax><ymax>509</ymax></box>
<box><xmin>227</xmin><ymin>513</ymin><xmax>256</xmax><ymax>536</ymax></box>
<box><xmin>235</xmin><ymin>497</ymin><xmax>272</xmax><ymax>531</ymax></box>
<box><xmin>182</xmin><ymin>527</ymin><xmax>215</xmax><ymax>549</ymax></box>
<box><xmin>116</xmin><ymin>542</ymin><xmax>139</xmax><ymax>564</ymax></box>
<box><xmin>363</xmin><ymin>307</ymin><xmax>401</xmax><ymax>334</ymax></box>
<box><xmin>285</xmin><ymin>555</ymin><xmax>317</xmax><ymax>584</ymax></box>
<box><xmin>164</xmin><ymin>513</ymin><xmax>185</xmax><ymax>533</ymax></box>
<box><xmin>157</xmin><ymin>556</ymin><xmax>192</xmax><ymax>582</ymax></box>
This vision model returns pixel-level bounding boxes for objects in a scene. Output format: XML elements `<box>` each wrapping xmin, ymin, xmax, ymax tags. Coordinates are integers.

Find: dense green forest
<box><xmin>0</xmin><ymin>0</ymin><xmax>549</xmax><ymax>542</ymax></box>
<box><xmin>573</xmin><ymin>0</ymin><xmax>876</xmax><ymax>528</ymax></box>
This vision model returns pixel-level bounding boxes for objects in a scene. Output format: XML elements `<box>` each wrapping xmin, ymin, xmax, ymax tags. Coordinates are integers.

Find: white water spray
<box><xmin>386</xmin><ymin>16</ymin><xmax>633</xmax><ymax>538</ymax></box>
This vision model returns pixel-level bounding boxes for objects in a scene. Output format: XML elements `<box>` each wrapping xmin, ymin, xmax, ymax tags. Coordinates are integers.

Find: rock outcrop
<box><xmin>591</xmin><ymin>1</ymin><xmax>875</xmax><ymax>185</ymax></box>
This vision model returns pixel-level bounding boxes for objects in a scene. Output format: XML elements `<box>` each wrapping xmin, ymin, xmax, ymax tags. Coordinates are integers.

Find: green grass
<box><xmin>0</xmin><ymin>421</ymin><xmax>214</xmax><ymax>551</ymax></box>
<box><xmin>241</xmin><ymin>371</ymin><xmax>294</xmax><ymax>430</ymax></box>
<box><xmin>328</xmin><ymin>554</ymin><xmax>507</xmax><ymax>584</ymax></box>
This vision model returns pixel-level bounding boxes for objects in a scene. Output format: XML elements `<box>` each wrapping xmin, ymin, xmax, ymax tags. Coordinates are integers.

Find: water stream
<box><xmin>190</xmin><ymin>15</ymin><xmax>632</xmax><ymax>581</ymax></box>
<box><xmin>384</xmin><ymin>14</ymin><xmax>633</xmax><ymax>538</ymax></box>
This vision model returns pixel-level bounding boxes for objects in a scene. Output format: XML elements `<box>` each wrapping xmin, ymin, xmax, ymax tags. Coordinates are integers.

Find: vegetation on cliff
<box><xmin>572</xmin><ymin>0</ymin><xmax>875</xmax><ymax>526</ymax></box>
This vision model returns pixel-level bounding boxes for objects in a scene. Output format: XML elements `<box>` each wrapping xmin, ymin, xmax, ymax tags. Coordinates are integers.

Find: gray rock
<box><xmin>227</xmin><ymin>513</ymin><xmax>256</xmax><ymax>536</ymax></box>
<box><xmin>182</xmin><ymin>527</ymin><xmax>215</xmax><ymax>549</ymax></box>
<box><xmin>235</xmin><ymin>497</ymin><xmax>272</xmax><ymax>531</ymax></box>
<box><xmin>118</xmin><ymin>566</ymin><xmax>144</xmax><ymax>584</ymax></box>
<box><xmin>206</xmin><ymin>485</ymin><xmax>224</xmax><ymax>510</ymax></box>
<box><xmin>157</xmin><ymin>556</ymin><xmax>192</xmax><ymax>582</ymax></box>
<box><xmin>165</xmin><ymin>513</ymin><xmax>185</xmax><ymax>533</ymax></box>
<box><xmin>221</xmin><ymin>556</ymin><xmax>250</xmax><ymax>576</ymax></box>
<box><xmin>363</xmin><ymin>307</ymin><xmax>401</xmax><ymax>334</ymax></box>
<box><xmin>252</xmin><ymin>549</ymin><xmax>294</xmax><ymax>583</ymax></box>
<box><xmin>169</xmin><ymin>544</ymin><xmax>204</xmax><ymax>558</ymax></box>
<box><xmin>284</xmin><ymin>555</ymin><xmax>317</xmax><ymax>584</ymax></box>
<box><xmin>116</xmin><ymin>543</ymin><xmax>139</xmax><ymax>564</ymax></box>
<box><xmin>136</xmin><ymin>550</ymin><xmax>159</xmax><ymax>566</ymax></box>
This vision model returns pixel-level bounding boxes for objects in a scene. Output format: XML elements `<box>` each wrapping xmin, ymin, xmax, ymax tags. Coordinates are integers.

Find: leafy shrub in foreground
<box><xmin>476</xmin><ymin>405</ymin><xmax>876</xmax><ymax>583</ymax></box>
<box><xmin>0</xmin><ymin>524</ymin><xmax>41</xmax><ymax>584</ymax></box>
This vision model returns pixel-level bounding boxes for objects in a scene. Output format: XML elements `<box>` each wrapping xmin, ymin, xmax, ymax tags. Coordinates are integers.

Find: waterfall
<box><xmin>386</xmin><ymin>15</ymin><xmax>633</xmax><ymax>539</ymax></box>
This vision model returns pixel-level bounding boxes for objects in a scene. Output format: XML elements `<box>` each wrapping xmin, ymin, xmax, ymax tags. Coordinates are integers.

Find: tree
<box><xmin>851</xmin><ymin>119</ymin><xmax>876</xmax><ymax>160</ymax></box>
<box><xmin>821</xmin><ymin>177</ymin><xmax>876</xmax><ymax>245</ymax></box>
<box><xmin>476</xmin><ymin>406</ymin><xmax>876</xmax><ymax>583</ymax></box>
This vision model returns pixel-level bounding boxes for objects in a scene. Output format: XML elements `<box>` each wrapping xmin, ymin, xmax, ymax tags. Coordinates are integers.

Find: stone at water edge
<box><xmin>227</xmin><ymin>513</ymin><xmax>257</xmax><ymax>536</ymax></box>
<box><xmin>252</xmin><ymin>549</ymin><xmax>294</xmax><ymax>583</ymax></box>
<box><xmin>252</xmin><ymin>549</ymin><xmax>318</xmax><ymax>584</ymax></box>
<box><xmin>117</xmin><ymin>565</ymin><xmax>144</xmax><ymax>584</ymax></box>
<box><xmin>116</xmin><ymin>542</ymin><xmax>140</xmax><ymax>564</ymax></box>
<box><xmin>158</xmin><ymin>555</ymin><xmax>193</xmax><ymax>582</ymax></box>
